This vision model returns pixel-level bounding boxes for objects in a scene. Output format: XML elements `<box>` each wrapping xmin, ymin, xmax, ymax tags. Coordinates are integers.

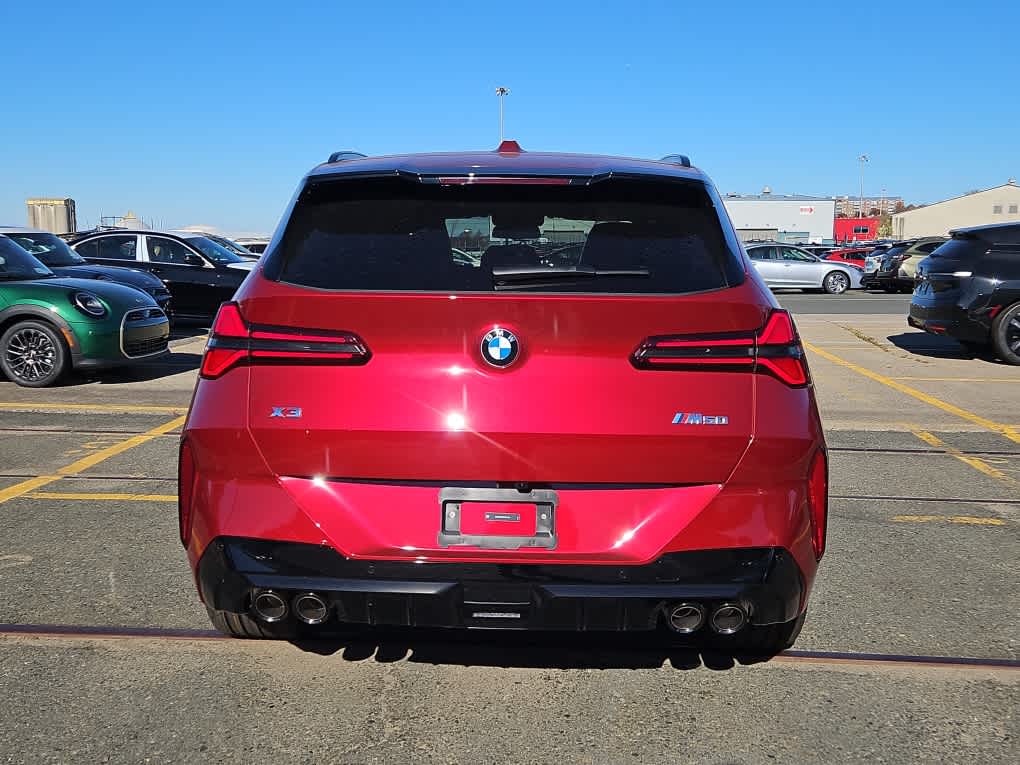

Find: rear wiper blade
<box><xmin>492</xmin><ymin>264</ymin><xmax>649</xmax><ymax>289</ymax></box>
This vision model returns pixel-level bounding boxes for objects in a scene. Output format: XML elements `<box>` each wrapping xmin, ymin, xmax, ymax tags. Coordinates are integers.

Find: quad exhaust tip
<box><xmin>710</xmin><ymin>603</ymin><xmax>747</xmax><ymax>635</ymax></box>
<box><xmin>666</xmin><ymin>602</ymin><xmax>706</xmax><ymax>634</ymax></box>
<box><xmin>252</xmin><ymin>590</ymin><xmax>288</xmax><ymax>623</ymax></box>
<box><xmin>293</xmin><ymin>592</ymin><xmax>330</xmax><ymax>625</ymax></box>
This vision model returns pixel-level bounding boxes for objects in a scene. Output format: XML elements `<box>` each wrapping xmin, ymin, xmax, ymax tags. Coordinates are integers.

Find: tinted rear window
<box><xmin>930</xmin><ymin>239</ymin><xmax>989</xmax><ymax>261</ymax></box>
<box><xmin>266</xmin><ymin>178</ymin><xmax>743</xmax><ymax>294</ymax></box>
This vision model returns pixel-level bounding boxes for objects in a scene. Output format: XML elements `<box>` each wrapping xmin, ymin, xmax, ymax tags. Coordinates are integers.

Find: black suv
<box><xmin>909</xmin><ymin>223</ymin><xmax>1020</xmax><ymax>364</ymax></box>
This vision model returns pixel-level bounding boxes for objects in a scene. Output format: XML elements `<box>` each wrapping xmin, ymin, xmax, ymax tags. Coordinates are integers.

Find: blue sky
<box><xmin>1</xmin><ymin>1</ymin><xmax>1017</xmax><ymax>234</ymax></box>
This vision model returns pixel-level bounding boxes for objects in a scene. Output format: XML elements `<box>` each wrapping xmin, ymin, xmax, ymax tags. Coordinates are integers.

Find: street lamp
<box><xmin>858</xmin><ymin>154</ymin><xmax>869</xmax><ymax>219</ymax></box>
<box><xmin>495</xmin><ymin>87</ymin><xmax>510</xmax><ymax>143</ymax></box>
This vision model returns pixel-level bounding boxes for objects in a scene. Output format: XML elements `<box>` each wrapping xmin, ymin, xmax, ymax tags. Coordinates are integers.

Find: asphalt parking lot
<box><xmin>0</xmin><ymin>292</ymin><xmax>1017</xmax><ymax>764</ymax></box>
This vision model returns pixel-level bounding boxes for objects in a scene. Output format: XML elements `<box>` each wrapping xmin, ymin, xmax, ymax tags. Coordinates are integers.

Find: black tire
<box><xmin>990</xmin><ymin>302</ymin><xmax>1020</xmax><ymax>366</ymax></box>
<box><xmin>710</xmin><ymin>611</ymin><xmax>807</xmax><ymax>658</ymax></box>
<box><xmin>822</xmin><ymin>271</ymin><xmax>850</xmax><ymax>294</ymax></box>
<box><xmin>206</xmin><ymin>605</ymin><xmax>297</xmax><ymax>640</ymax></box>
<box><xmin>0</xmin><ymin>320</ymin><xmax>70</xmax><ymax>388</ymax></box>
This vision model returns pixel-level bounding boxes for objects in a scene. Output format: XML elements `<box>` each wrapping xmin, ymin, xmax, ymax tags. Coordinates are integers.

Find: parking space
<box><xmin>0</xmin><ymin>298</ymin><xmax>1017</xmax><ymax>763</ymax></box>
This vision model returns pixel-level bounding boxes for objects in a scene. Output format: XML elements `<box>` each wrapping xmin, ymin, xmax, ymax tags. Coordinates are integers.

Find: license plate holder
<box><xmin>438</xmin><ymin>487</ymin><xmax>557</xmax><ymax>550</ymax></box>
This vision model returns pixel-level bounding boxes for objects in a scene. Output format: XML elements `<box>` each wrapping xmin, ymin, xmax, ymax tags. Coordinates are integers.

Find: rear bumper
<box><xmin>908</xmin><ymin>301</ymin><xmax>990</xmax><ymax>343</ymax></box>
<box><xmin>196</xmin><ymin>536</ymin><xmax>805</xmax><ymax>631</ymax></box>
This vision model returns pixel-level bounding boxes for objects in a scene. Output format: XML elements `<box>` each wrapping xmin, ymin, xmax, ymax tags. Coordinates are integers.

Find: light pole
<box><xmin>858</xmin><ymin>154</ymin><xmax>869</xmax><ymax>219</ymax></box>
<box><xmin>495</xmin><ymin>87</ymin><xmax>510</xmax><ymax>143</ymax></box>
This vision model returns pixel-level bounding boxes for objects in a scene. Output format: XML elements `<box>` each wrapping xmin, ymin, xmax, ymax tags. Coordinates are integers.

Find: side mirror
<box><xmin>185</xmin><ymin>254</ymin><xmax>204</xmax><ymax>267</ymax></box>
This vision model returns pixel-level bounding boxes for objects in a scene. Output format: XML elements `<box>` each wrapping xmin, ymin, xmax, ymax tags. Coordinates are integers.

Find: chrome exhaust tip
<box><xmin>292</xmin><ymin>592</ymin><xmax>329</xmax><ymax>625</ymax></box>
<box><xmin>710</xmin><ymin>603</ymin><xmax>747</xmax><ymax>635</ymax></box>
<box><xmin>666</xmin><ymin>602</ymin><xmax>706</xmax><ymax>634</ymax></box>
<box><xmin>251</xmin><ymin>590</ymin><xmax>288</xmax><ymax>623</ymax></box>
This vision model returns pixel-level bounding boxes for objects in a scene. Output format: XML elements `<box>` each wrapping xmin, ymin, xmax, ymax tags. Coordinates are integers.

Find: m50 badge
<box><xmin>672</xmin><ymin>412</ymin><xmax>728</xmax><ymax>425</ymax></box>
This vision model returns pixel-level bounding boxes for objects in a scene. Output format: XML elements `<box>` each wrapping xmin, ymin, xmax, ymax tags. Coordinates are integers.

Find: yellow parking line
<box><xmin>803</xmin><ymin>342</ymin><xmax>1020</xmax><ymax>444</ymax></box>
<box><xmin>893</xmin><ymin>515</ymin><xmax>1006</xmax><ymax>526</ymax></box>
<box><xmin>892</xmin><ymin>377</ymin><xmax>1020</xmax><ymax>383</ymax></box>
<box><xmin>54</xmin><ymin>416</ymin><xmax>185</xmax><ymax>475</ymax></box>
<box><xmin>0</xmin><ymin>415</ymin><xmax>185</xmax><ymax>505</ymax></box>
<box><xmin>28</xmin><ymin>492</ymin><xmax>177</xmax><ymax>502</ymax></box>
<box><xmin>911</xmin><ymin>430</ymin><xmax>1017</xmax><ymax>485</ymax></box>
<box><xmin>0</xmin><ymin>475</ymin><xmax>62</xmax><ymax>504</ymax></box>
<box><xmin>0</xmin><ymin>403</ymin><xmax>186</xmax><ymax>415</ymax></box>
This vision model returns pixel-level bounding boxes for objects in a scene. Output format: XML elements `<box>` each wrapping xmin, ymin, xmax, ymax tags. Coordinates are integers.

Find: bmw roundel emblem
<box><xmin>481</xmin><ymin>328</ymin><xmax>519</xmax><ymax>367</ymax></box>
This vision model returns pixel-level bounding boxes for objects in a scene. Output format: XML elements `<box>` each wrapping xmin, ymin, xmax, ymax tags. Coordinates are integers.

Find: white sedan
<box><xmin>745</xmin><ymin>243</ymin><xmax>862</xmax><ymax>294</ymax></box>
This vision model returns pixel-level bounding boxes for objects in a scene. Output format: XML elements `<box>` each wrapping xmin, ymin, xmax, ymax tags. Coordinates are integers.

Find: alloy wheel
<box><xmin>825</xmin><ymin>273</ymin><xmax>849</xmax><ymax>294</ymax></box>
<box><xmin>5</xmin><ymin>328</ymin><xmax>57</xmax><ymax>383</ymax></box>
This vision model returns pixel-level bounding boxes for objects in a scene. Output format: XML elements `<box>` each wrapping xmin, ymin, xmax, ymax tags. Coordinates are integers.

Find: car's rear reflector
<box><xmin>178</xmin><ymin>440</ymin><xmax>196</xmax><ymax>547</ymax></box>
<box><xmin>807</xmin><ymin>450</ymin><xmax>828</xmax><ymax>560</ymax></box>
<box><xmin>630</xmin><ymin>309</ymin><xmax>810</xmax><ymax>387</ymax></box>
<box><xmin>199</xmin><ymin>302</ymin><xmax>370</xmax><ymax>379</ymax></box>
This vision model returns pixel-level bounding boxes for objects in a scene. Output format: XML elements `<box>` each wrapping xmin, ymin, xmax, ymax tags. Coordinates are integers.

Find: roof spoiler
<box><xmin>660</xmin><ymin>154</ymin><xmax>692</xmax><ymax>167</ymax></box>
<box><xmin>327</xmin><ymin>151</ymin><xmax>367</xmax><ymax>163</ymax></box>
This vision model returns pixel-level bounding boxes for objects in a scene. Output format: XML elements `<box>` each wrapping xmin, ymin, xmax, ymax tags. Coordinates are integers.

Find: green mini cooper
<box><xmin>0</xmin><ymin>237</ymin><xmax>170</xmax><ymax>387</ymax></box>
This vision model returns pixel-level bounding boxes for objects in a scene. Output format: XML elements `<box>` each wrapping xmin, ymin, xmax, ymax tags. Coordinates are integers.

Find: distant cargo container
<box><xmin>26</xmin><ymin>198</ymin><xmax>77</xmax><ymax>234</ymax></box>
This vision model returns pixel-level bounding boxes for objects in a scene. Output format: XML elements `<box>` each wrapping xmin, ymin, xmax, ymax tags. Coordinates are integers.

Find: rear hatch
<box><xmin>232</xmin><ymin>175</ymin><xmax>766</xmax><ymax>486</ymax></box>
<box><xmin>912</xmin><ymin>237</ymin><xmax>984</xmax><ymax>306</ymax></box>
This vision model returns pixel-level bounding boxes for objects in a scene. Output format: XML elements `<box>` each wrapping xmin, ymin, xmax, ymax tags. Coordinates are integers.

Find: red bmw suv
<box><xmin>180</xmin><ymin>142</ymin><xmax>827</xmax><ymax>655</ymax></box>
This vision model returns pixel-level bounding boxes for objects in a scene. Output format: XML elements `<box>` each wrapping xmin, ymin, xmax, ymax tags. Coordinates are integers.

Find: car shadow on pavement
<box><xmin>60</xmin><ymin>351</ymin><xmax>204</xmax><ymax>386</ymax></box>
<box><xmin>887</xmin><ymin>332</ymin><xmax>1001</xmax><ymax>362</ymax></box>
<box><xmin>289</xmin><ymin>629</ymin><xmax>770</xmax><ymax>671</ymax></box>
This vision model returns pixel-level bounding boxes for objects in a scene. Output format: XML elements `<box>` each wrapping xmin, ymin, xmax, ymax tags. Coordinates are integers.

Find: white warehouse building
<box><xmin>722</xmin><ymin>192</ymin><xmax>836</xmax><ymax>244</ymax></box>
<box><xmin>892</xmin><ymin>181</ymin><xmax>1020</xmax><ymax>239</ymax></box>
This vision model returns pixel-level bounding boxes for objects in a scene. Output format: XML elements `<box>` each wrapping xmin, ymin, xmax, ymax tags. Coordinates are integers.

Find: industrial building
<box><xmin>722</xmin><ymin>192</ymin><xmax>835</xmax><ymax>244</ymax></box>
<box><xmin>26</xmin><ymin>198</ymin><xmax>76</xmax><ymax>234</ymax></box>
<box><xmin>892</xmin><ymin>181</ymin><xmax>1020</xmax><ymax>238</ymax></box>
<box><xmin>834</xmin><ymin>217</ymin><xmax>880</xmax><ymax>242</ymax></box>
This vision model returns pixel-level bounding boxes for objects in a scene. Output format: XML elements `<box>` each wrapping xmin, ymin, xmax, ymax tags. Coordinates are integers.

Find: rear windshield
<box><xmin>266</xmin><ymin>178</ymin><xmax>744</xmax><ymax>293</ymax></box>
<box><xmin>930</xmin><ymin>238</ymin><xmax>988</xmax><ymax>261</ymax></box>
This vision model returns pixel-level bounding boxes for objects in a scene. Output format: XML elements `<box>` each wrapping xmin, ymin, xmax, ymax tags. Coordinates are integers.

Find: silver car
<box><xmin>745</xmin><ymin>243</ymin><xmax>862</xmax><ymax>294</ymax></box>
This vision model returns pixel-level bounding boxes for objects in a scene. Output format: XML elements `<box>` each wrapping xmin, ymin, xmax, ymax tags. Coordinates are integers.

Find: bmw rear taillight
<box><xmin>630</xmin><ymin>309</ymin><xmax>810</xmax><ymax>387</ymax></box>
<box><xmin>807</xmin><ymin>450</ymin><xmax>828</xmax><ymax>560</ymax></box>
<box><xmin>199</xmin><ymin>302</ymin><xmax>371</xmax><ymax>379</ymax></box>
<box><xmin>178</xmin><ymin>440</ymin><xmax>196</xmax><ymax>547</ymax></box>
<box><xmin>755</xmin><ymin>310</ymin><xmax>810</xmax><ymax>386</ymax></box>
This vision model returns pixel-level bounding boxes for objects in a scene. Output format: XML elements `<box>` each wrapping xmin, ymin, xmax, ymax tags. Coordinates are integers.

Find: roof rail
<box><xmin>327</xmin><ymin>151</ymin><xmax>367</xmax><ymax>163</ymax></box>
<box><xmin>660</xmin><ymin>154</ymin><xmax>691</xmax><ymax>167</ymax></box>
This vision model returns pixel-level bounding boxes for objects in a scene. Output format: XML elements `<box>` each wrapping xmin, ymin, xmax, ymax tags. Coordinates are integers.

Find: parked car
<box><xmin>861</xmin><ymin>244</ymin><xmax>894</xmax><ymax>288</ymax></box>
<box><xmin>0</xmin><ymin>227</ymin><xmax>172</xmax><ymax>317</ymax></box>
<box><xmin>823</xmin><ymin>246</ymin><xmax>872</xmax><ymax>269</ymax></box>
<box><xmin>181</xmin><ymin>143</ymin><xmax>828</xmax><ymax>655</ymax></box>
<box><xmin>745</xmin><ymin>242</ymin><xmax>862</xmax><ymax>293</ymax></box>
<box><xmin>909</xmin><ymin>223</ymin><xmax>1020</xmax><ymax>364</ymax></box>
<box><xmin>234</xmin><ymin>237</ymin><xmax>270</xmax><ymax>255</ymax></box>
<box><xmin>0</xmin><ymin>237</ymin><xmax>169</xmax><ymax>387</ymax></box>
<box><xmin>874</xmin><ymin>237</ymin><xmax>947</xmax><ymax>292</ymax></box>
<box><xmin>67</xmin><ymin>229</ymin><xmax>256</xmax><ymax>322</ymax></box>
